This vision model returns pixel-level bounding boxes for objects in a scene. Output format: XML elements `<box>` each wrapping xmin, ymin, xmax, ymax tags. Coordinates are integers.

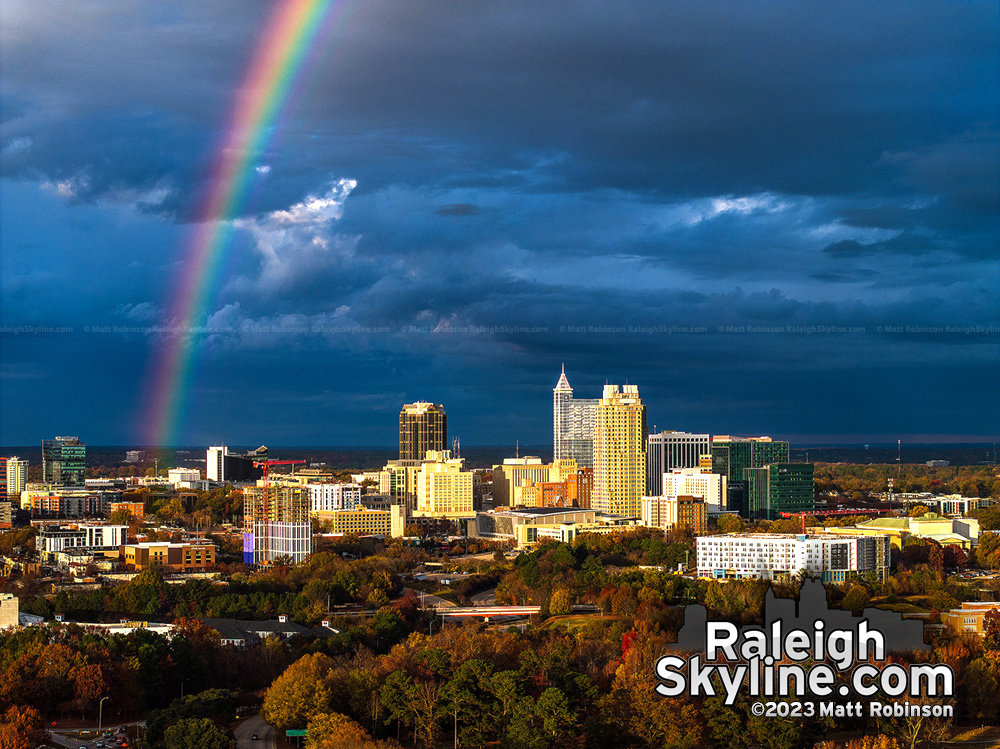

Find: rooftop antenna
<box><xmin>516</xmin><ymin>440</ymin><xmax>519</xmax><ymax>459</ymax></box>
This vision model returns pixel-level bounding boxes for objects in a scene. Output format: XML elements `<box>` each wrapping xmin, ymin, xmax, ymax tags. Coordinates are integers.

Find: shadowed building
<box><xmin>399</xmin><ymin>402</ymin><xmax>447</xmax><ymax>461</ymax></box>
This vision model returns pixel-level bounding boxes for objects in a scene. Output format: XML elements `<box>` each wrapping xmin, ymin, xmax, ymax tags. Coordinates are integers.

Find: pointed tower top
<box><xmin>554</xmin><ymin>364</ymin><xmax>572</xmax><ymax>392</ymax></box>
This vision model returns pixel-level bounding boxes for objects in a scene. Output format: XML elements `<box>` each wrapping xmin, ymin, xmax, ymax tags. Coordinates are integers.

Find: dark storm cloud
<box><xmin>1</xmin><ymin>0</ymin><xmax>997</xmax><ymax>444</ymax></box>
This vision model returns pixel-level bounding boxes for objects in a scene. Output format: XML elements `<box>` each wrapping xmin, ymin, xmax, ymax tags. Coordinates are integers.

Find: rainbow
<box><xmin>143</xmin><ymin>0</ymin><xmax>344</xmax><ymax>447</ymax></box>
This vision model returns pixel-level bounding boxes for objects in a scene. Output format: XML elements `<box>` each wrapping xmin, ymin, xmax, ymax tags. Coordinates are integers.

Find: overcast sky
<box><xmin>1</xmin><ymin>0</ymin><xmax>998</xmax><ymax>447</ymax></box>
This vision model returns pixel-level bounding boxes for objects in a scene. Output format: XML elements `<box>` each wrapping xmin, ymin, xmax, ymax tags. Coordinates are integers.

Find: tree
<box><xmin>962</xmin><ymin>657</ymin><xmax>999</xmax><ymax>723</ymax></box>
<box><xmin>163</xmin><ymin>717</ymin><xmax>234</xmax><ymax>749</ymax></box>
<box><xmin>909</xmin><ymin>504</ymin><xmax>929</xmax><ymax>518</ymax></box>
<box><xmin>716</xmin><ymin>514</ymin><xmax>745</xmax><ymax>534</ymax></box>
<box><xmin>0</xmin><ymin>705</ymin><xmax>47</xmax><ymax>749</ymax></box>
<box><xmin>262</xmin><ymin>653</ymin><xmax>335</xmax><ymax>731</ymax></box>
<box><xmin>306</xmin><ymin>712</ymin><xmax>390</xmax><ymax>749</ymax></box>
<box><xmin>549</xmin><ymin>588</ymin><xmax>573</xmax><ymax>616</ymax></box>
<box><xmin>841</xmin><ymin>585</ymin><xmax>871</xmax><ymax>614</ymax></box>
<box><xmin>108</xmin><ymin>507</ymin><xmax>134</xmax><ymax>526</ymax></box>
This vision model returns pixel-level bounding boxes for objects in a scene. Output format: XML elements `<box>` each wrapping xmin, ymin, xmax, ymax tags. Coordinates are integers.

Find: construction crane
<box><xmin>251</xmin><ymin>460</ymin><xmax>305</xmax><ymax>564</ymax></box>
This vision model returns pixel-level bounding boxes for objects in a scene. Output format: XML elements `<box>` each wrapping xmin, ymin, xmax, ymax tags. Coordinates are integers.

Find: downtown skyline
<box><xmin>1</xmin><ymin>1</ymin><xmax>998</xmax><ymax>447</ymax></box>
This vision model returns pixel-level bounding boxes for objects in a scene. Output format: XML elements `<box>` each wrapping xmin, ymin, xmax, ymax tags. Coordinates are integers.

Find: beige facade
<box><xmin>641</xmin><ymin>494</ymin><xmax>708</xmax><ymax>534</ymax></box>
<box><xmin>315</xmin><ymin>505</ymin><xmax>406</xmax><ymax>537</ymax></box>
<box><xmin>416</xmin><ymin>450</ymin><xmax>473</xmax><ymax>517</ymax></box>
<box><xmin>592</xmin><ymin>384</ymin><xmax>647</xmax><ymax>518</ymax></box>
<box><xmin>121</xmin><ymin>541</ymin><xmax>217</xmax><ymax>571</ymax></box>
<box><xmin>0</xmin><ymin>593</ymin><xmax>17</xmax><ymax>629</ymax></box>
<box><xmin>491</xmin><ymin>457</ymin><xmax>553</xmax><ymax>507</ymax></box>
<box><xmin>943</xmin><ymin>602</ymin><xmax>1000</xmax><ymax>635</ymax></box>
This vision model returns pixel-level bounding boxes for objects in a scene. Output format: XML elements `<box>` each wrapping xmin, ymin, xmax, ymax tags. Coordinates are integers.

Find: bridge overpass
<box><xmin>431</xmin><ymin>604</ymin><xmax>599</xmax><ymax>618</ymax></box>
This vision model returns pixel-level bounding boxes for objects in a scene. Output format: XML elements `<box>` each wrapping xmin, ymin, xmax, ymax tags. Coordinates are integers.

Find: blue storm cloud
<box><xmin>1</xmin><ymin>0</ymin><xmax>997</xmax><ymax>445</ymax></box>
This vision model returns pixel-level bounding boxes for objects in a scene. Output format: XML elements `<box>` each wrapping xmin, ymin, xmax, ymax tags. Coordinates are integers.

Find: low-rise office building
<box><xmin>942</xmin><ymin>602</ymin><xmax>1000</xmax><ymax>635</ymax></box>
<box><xmin>37</xmin><ymin>523</ymin><xmax>128</xmax><ymax>561</ymax></box>
<box><xmin>474</xmin><ymin>507</ymin><xmax>638</xmax><ymax>548</ymax></box>
<box><xmin>314</xmin><ymin>505</ymin><xmax>406</xmax><ymax>537</ymax></box>
<box><xmin>121</xmin><ymin>541</ymin><xmax>217</xmax><ymax>572</ymax></box>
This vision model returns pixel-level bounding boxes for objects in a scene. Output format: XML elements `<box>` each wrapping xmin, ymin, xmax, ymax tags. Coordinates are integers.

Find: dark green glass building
<box><xmin>745</xmin><ymin>462</ymin><xmax>815</xmax><ymax>520</ymax></box>
<box><xmin>42</xmin><ymin>436</ymin><xmax>86</xmax><ymax>486</ymax></box>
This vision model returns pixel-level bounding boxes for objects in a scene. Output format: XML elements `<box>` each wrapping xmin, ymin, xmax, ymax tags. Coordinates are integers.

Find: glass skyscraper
<box><xmin>553</xmin><ymin>366</ymin><xmax>597</xmax><ymax>468</ymax></box>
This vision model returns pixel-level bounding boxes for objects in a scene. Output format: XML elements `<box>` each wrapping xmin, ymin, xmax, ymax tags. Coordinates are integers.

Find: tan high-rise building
<box><xmin>415</xmin><ymin>450</ymin><xmax>473</xmax><ymax>518</ymax></box>
<box><xmin>592</xmin><ymin>384</ymin><xmax>647</xmax><ymax>517</ymax></box>
<box><xmin>399</xmin><ymin>402</ymin><xmax>447</xmax><ymax>460</ymax></box>
<box><xmin>5</xmin><ymin>457</ymin><xmax>27</xmax><ymax>498</ymax></box>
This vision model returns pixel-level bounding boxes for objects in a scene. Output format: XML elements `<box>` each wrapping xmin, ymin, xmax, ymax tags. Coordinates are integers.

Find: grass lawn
<box><xmin>544</xmin><ymin>614</ymin><xmax>618</xmax><ymax>633</ymax></box>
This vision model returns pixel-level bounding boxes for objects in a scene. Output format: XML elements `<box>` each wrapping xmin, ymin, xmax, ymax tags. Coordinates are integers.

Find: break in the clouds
<box><xmin>1</xmin><ymin>0</ymin><xmax>997</xmax><ymax>446</ymax></box>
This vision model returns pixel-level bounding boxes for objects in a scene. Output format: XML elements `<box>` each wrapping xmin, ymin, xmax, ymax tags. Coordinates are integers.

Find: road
<box><xmin>234</xmin><ymin>715</ymin><xmax>277</xmax><ymax>749</ymax></box>
<box><xmin>469</xmin><ymin>587</ymin><xmax>497</xmax><ymax>606</ymax></box>
<box><xmin>50</xmin><ymin>725</ymin><xmax>133</xmax><ymax>749</ymax></box>
<box><xmin>404</xmin><ymin>587</ymin><xmax>456</xmax><ymax>609</ymax></box>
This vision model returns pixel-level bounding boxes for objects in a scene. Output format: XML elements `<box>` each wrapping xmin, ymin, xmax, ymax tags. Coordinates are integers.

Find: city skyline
<box><xmin>2</xmin><ymin>2</ymin><xmax>998</xmax><ymax>447</ymax></box>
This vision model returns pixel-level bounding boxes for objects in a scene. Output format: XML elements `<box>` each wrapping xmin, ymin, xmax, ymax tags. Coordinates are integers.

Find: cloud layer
<box><xmin>1</xmin><ymin>0</ymin><xmax>997</xmax><ymax>445</ymax></box>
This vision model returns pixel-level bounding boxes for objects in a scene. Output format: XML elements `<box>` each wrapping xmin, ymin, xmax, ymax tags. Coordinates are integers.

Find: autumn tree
<box><xmin>263</xmin><ymin>653</ymin><xmax>336</xmax><ymax>731</ymax></box>
<box><xmin>841</xmin><ymin>585</ymin><xmax>871</xmax><ymax>614</ymax></box>
<box><xmin>306</xmin><ymin>712</ymin><xmax>396</xmax><ymax>749</ymax></box>
<box><xmin>716</xmin><ymin>514</ymin><xmax>745</xmax><ymax>533</ymax></box>
<box><xmin>0</xmin><ymin>705</ymin><xmax>47</xmax><ymax>749</ymax></box>
<box><xmin>549</xmin><ymin>588</ymin><xmax>572</xmax><ymax>616</ymax></box>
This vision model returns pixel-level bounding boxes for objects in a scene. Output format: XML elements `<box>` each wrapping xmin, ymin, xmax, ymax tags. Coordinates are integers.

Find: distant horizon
<box><xmin>3</xmin><ymin>439</ymin><xmax>997</xmax><ymax>450</ymax></box>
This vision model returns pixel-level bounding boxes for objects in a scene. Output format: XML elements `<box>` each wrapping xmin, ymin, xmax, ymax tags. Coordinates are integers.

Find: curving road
<box><xmin>469</xmin><ymin>587</ymin><xmax>497</xmax><ymax>606</ymax></box>
<box><xmin>234</xmin><ymin>715</ymin><xmax>277</xmax><ymax>749</ymax></box>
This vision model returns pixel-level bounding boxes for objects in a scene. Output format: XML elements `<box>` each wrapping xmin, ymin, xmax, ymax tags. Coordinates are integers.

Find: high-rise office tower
<box><xmin>647</xmin><ymin>431</ymin><xmax>711</xmax><ymax>495</ymax></box>
<box><xmin>41</xmin><ymin>437</ymin><xmax>86</xmax><ymax>486</ymax></box>
<box><xmin>4</xmin><ymin>457</ymin><xmax>27</xmax><ymax>497</ymax></box>
<box><xmin>399</xmin><ymin>402</ymin><xmax>447</xmax><ymax>461</ymax></box>
<box><xmin>711</xmin><ymin>436</ymin><xmax>790</xmax><ymax>517</ymax></box>
<box><xmin>592</xmin><ymin>384</ymin><xmax>647</xmax><ymax>517</ymax></box>
<box><xmin>553</xmin><ymin>366</ymin><xmax>598</xmax><ymax>468</ymax></box>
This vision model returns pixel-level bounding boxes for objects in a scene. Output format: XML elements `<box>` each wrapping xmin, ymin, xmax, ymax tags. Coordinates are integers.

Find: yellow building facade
<box><xmin>592</xmin><ymin>385</ymin><xmax>646</xmax><ymax>518</ymax></box>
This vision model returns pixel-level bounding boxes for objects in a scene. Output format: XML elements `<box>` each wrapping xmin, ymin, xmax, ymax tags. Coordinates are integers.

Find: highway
<box><xmin>234</xmin><ymin>715</ymin><xmax>277</xmax><ymax>749</ymax></box>
<box><xmin>469</xmin><ymin>587</ymin><xmax>497</xmax><ymax>606</ymax></box>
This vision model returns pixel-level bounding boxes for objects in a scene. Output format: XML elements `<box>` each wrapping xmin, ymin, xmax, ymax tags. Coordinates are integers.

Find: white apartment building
<box><xmin>37</xmin><ymin>523</ymin><xmax>128</xmax><ymax>560</ymax></box>
<box><xmin>308</xmin><ymin>483</ymin><xmax>362</xmax><ymax>513</ymax></box>
<box><xmin>168</xmin><ymin>468</ymin><xmax>201</xmax><ymax>485</ymax></box>
<box><xmin>697</xmin><ymin>532</ymin><xmax>890</xmax><ymax>583</ymax></box>
<box><xmin>661</xmin><ymin>468</ymin><xmax>726</xmax><ymax>512</ymax></box>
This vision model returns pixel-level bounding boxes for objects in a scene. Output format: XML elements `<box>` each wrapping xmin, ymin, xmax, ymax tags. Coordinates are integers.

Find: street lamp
<box><xmin>98</xmin><ymin>696</ymin><xmax>110</xmax><ymax>734</ymax></box>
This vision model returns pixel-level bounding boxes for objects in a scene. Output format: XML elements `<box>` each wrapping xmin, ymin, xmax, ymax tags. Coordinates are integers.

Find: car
<box><xmin>251</xmin><ymin>734</ymin><xmax>259</xmax><ymax>740</ymax></box>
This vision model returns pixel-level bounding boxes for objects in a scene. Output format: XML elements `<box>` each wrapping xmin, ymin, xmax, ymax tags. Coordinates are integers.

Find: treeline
<box><xmin>259</xmin><ymin>604</ymin><xmax>1000</xmax><ymax>748</ymax></box>
<box><xmin>18</xmin><ymin>552</ymin><xmax>407</xmax><ymax>623</ymax></box>
<box><xmin>815</xmin><ymin>463</ymin><xmax>1000</xmax><ymax>500</ymax></box>
<box><xmin>0</xmin><ymin>618</ymin><xmax>291</xmax><ymax>721</ymax></box>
